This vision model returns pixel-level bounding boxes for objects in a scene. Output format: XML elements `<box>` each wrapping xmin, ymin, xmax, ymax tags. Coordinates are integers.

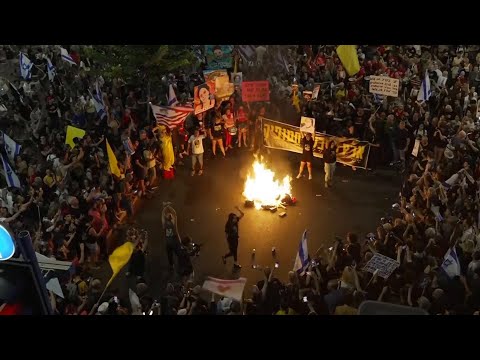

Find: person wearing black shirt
<box><xmin>323</xmin><ymin>140</ymin><xmax>337</xmax><ymax>188</ymax></box>
<box><xmin>162</xmin><ymin>204</ymin><xmax>181</xmax><ymax>271</ymax></box>
<box><xmin>393</xmin><ymin>121</ymin><xmax>410</xmax><ymax>168</ymax></box>
<box><xmin>209</xmin><ymin>112</ymin><xmax>226</xmax><ymax>157</ymax></box>
<box><xmin>296</xmin><ymin>132</ymin><xmax>314</xmax><ymax>180</ymax></box>
<box><xmin>222</xmin><ymin>206</ymin><xmax>244</xmax><ymax>270</ymax></box>
<box><xmin>433</xmin><ymin>122</ymin><xmax>449</xmax><ymax>164</ymax></box>
<box><xmin>132</xmin><ymin>139</ymin><xmax>147</xmax><ymax>197</ymax></box>
<box><xmin>176</xmin><ymin>236</ymin><xmax>196</xmax><ymax>281</ymax></box>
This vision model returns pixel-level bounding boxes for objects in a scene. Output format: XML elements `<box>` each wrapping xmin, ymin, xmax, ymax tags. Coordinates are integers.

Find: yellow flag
<box><xmin>106</xmin><ymin>139</ymin><xmax>121</xmax><ymax>178</ymax></box>
<box><xmin>336</xmin><ymin>45</ymin><xmax>360</xmax><ymax>76</ymax></box>
<box><xmin>108</xmin><ymin>241</ymin><xmax>134</xmax><ymax>277</ymax></box>
<box><xmin>65</xmin><ymin>126</ymin><xmax>86</xmax><ymax>148</ymax></box>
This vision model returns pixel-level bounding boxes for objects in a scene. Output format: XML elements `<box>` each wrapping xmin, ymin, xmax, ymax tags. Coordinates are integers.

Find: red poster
<box><xmin>241</xmin><ymin>81</ymin><xmax>270</xmax><ymax>102</ymax></box>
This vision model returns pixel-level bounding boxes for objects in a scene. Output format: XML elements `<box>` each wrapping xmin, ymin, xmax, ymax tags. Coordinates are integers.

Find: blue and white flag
<box><xmin>2</xmin><ymin>133</ymin><xmax>21</xmax><ymax>162</ymax></box>
<box><xmin>46</xmin><ymin>58</ymin><xmax>56</xmax><ymax>81</ymax></box>
<box><xmin>167</xmin><ymin>84</ymin><xmax>178</xmax><ymax>106</ymax></box>
<box><xmin>373</xmin><ymin>93</ymin><xmax>384</xmax><ymax>104</ymax></box>
<box><xmin>417</xmin><ymin>70</ymin><xmax>432</xmax><ymax>102</ymax></box>
<box><xmin>1</xmin><ymin>153</ymin><xmax>21</xmax><ymax>188</ymax></box>
<box><xmin>60</xmin><ymin>47</ymin><xmax>77</xmax><ymax>65</ymax></box>
<box><xmin>440</xmin><ymin>246</ymin><xmax>461</xmax><ymax>279</ymax></box>
<box><xmin>89</xmin><ymin>81</ymin><xmax>106</xmax><ymax>120</ymax></box>
<box><xmin>293</xmin><ymin>229</ymin><xmax>310</xmax><ymax>275</ymax></box>
<box><xmin>19</xmin><ymin>53</ymin><xmax>34</xmax><ymax>80</ymax></box>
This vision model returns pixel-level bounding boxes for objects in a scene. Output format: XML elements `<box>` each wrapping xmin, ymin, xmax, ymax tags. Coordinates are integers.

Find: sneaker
<box><xmin>308</xmin><ymin>175</ymin><xmax>312</xmax><ymax>180</ymax></box>
<box><xmin>233</xmin><ymin>264</ymin><xmax>242</xmax><ymax>270</ymax></box>
<box><xmin>296</xmin><ymin>174</ymin><xmax>301</xmax><ymax>179</ymax></box>
<box><xmin>198</xmin><ymin>170</ymin><xmax>203</xmax><ymax>176</ymax></box>
<box><xmin>222</xmin><ymin>256</ymin><xmax>226</xmax><ymax>265</ymax></box>
<box><xmin>191</xmin><ymin>171</ymin><xmax>195</xmax><ymax>176</ymax></box>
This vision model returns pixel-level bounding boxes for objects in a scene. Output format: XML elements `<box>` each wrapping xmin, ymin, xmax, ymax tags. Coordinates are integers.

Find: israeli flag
<box><xmin>60</xmin><ymin>47</ymin><xmax>77</xmax><ymax>65</ymax></box>
<box><xmin>19</xmin><ymin>53</ymin><xmax>33</xmax><ymax>80</ymax></box>
<box><xmin>47</xmin><ymin>58</ymin><xmax>56</xmax><ymax>82</ymax></box>
<box><xmin>2</xmin><ymin>132</ymin><xmax>21</xmax><ymax>162</ymax></box>
<box><xmin>167</xmin><ymin>84</ymin><xmax>178</xmax><ymax>106</ymax></box>
<box><xmin>373</xmin><ymin>93</ymin><xmax>384</xmax><ymax>104</ymax></box>
<box><xmin>89</xmin><ymin>81</ymin><xmax>106</xmax><ymax>120</ymax></box>
<box><xmin>293</xmin><ymin>229</ymin><xmax>310</xmax><ymax>275</ymax></box>
<box><xmin>1</xmin><ymin>153</ymin><xmax>21</xmax><ymax>188</ymax></box>
<box><xmin>440</xmin><ymin>246</ymin><xmax>461</xmax><ymax>279</ymax></box>
<box><xmin>417</xmin><ymin>70</ymin><xmax>432</xmax><ymax>102</ymax></box>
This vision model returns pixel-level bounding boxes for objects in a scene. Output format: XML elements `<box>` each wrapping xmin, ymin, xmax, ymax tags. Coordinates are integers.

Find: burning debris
<box><xmin>243</xmin><ymin>158</ymin><xmax>296</xmax><ymax>212</ymax></box>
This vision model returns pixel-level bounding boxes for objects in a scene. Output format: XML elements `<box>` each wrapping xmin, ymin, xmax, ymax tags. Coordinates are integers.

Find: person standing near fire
<box><xmin>223</xmin><ymin>108</ymin><xmax>236</xmax><ymax>151</ymax></box>
<box><xmin>236</xmin><ymin>105</ymin><xmax>249</xmax><ymax>148</ymax></box>
<box><xmin>296</xmin><ymin>132</ymin><xmax>314</xmax><ymax>180</ymax></box>
<box><xmin>187</xmin><ymin>128</ymin><xmax>205</xmax><ymax>176</ymax></box>
<box><xmin>323</xmin><ymin>140</ymin><xmax>337</xmax><ymax>188</ymax></box>
<box><xmin>222</xmin><ymin>206</ymin><xmax>244</xmax><ymax>270</ymax></box>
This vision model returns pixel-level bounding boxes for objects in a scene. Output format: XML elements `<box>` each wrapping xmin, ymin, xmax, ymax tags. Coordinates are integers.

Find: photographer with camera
<box><xmin>175</xmin><ymin>236</ymin><xmax>198</xmax><ymax>283</ymax></box>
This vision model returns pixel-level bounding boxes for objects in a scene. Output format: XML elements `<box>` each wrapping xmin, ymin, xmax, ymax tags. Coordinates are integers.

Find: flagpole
<box><xmin>146</xmin><ymin>80</ymin><xmax>151</xmax><ymax>124</ymax></box>
<box><xmin>95</xmin><ymin>277</ymin><xmax>115</xmax><ymax>308</ymax></box>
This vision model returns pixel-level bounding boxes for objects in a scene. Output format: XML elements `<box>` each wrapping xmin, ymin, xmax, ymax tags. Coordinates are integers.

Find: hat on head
<box><xmin>444</xmin><ymin>148</ymin><xmax>454</xmax><ymax>159</ymax></box>
<box><xmin>97</xmin><ymin>302</ymin><xmax>110</xmax><ymax>315</ymax></box>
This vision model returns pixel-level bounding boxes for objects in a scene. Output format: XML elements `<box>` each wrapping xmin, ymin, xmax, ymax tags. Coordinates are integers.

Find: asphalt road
<box><xmin>127</xmin><ymin>146</ymin><xmax>401</xmax><ymax>299</ymax></box>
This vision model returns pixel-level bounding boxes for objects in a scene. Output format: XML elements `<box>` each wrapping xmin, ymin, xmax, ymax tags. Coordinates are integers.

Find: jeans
<box><xmin>224</xmin><ymin>237</ymin><xmax>238</xmax><ymax>262</ymax></box>
<box><xmin>324</xmin><ymin>162</ymin><xmax>336</xmax><ymax>185</ymax></box>
<box><xmin>192</xmin><ymin>153</ymin><xmax>204</xmax><ymax>170</ymax></box>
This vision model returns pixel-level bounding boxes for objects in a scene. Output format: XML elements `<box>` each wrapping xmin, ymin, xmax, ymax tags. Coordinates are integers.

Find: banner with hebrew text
<box><xmin>261</xmin><ymin>117</ymin><xmax>371</xmax><ymax>169</ymax></box>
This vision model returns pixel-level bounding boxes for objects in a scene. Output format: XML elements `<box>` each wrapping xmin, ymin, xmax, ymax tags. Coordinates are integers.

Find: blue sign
<box><xmin>0</xmin><ymin>225</ymin><xmax>15</xmax><ymax>261</ymax></box>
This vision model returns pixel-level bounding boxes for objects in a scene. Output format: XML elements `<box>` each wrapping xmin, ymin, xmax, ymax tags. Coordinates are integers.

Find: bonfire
<box><xmin>243</xmin><ymin>158</ymin><xmax>292</xmax><ymax>210</ymax></box>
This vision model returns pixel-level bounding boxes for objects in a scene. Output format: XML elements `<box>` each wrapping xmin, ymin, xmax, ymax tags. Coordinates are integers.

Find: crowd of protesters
<box><xmin>2</xmin><ymin>44</ymin><xmax>480</xmax><ymax>315</ymax></box>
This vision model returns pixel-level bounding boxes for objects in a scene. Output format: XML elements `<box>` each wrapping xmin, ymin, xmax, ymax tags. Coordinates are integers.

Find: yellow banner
<box><xmin>261</xmin><ymin>117</ymin><xmax>371</xmax><ymax>169</ymax></box>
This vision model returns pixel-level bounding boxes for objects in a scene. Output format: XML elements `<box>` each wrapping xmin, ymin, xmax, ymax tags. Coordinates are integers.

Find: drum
<box><xmin>228</xmin><ymin>127</ymin><xmax>238</xmax><ymax>135</ymax></box>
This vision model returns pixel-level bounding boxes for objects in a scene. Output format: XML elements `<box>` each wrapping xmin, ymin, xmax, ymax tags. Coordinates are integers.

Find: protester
<box><xmin>222</xmin><ymin>206</ymin><xmax>244</xmax><ymax>270</ymax></box>
<box><xmin>4</xmin><ymin>44</ymin><xmax>480</xmax><ymax>315</ymax></box>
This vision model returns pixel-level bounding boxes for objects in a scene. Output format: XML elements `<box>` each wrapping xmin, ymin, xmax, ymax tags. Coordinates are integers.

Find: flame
<box><xmin>243</xmin><ymin>158</ymin><xmax>292</xmax><ymax>210</ymax></box>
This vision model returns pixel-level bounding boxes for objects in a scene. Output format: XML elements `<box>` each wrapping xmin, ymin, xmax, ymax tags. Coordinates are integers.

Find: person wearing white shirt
<box><xmin>187</xmin><ymin>128</ymin><xmax>205</xmax><ymax>176</ymax></box>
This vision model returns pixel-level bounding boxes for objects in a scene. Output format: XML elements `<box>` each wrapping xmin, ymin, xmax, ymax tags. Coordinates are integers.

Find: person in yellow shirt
<box><xmin>43</xmin><ymin>169</ymin><xmax>56</xmax><ymax>189</ymax></box>
<box><xmin>335</xmin><ymin>82</ymin><xmax>347</xmax><ymax>101</ymax></box>
<box><xmin>154</xmin><ymin>125</ymin><xmax>175</xmax><ymax>175</ymax></box>
<box><xmin>275</xmin><ymin>300</ymin><xmax>297</xmax><ymax>315</ymax></box>
<box><xmin>292</xmin><ymin>85</ymin><xmax>301</xmax><ymax>114</ymax></box>
<box><xmin>334</xmin><ymin>291</ymin><xmax>363</xmax><ymax>315</ymax></box>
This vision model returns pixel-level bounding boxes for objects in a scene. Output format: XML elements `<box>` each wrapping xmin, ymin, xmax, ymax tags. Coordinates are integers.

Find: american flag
<box><xmin>150</xmin><ymin>103</ymin><xmax>193</xmax><ymax>128</ymax></box>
